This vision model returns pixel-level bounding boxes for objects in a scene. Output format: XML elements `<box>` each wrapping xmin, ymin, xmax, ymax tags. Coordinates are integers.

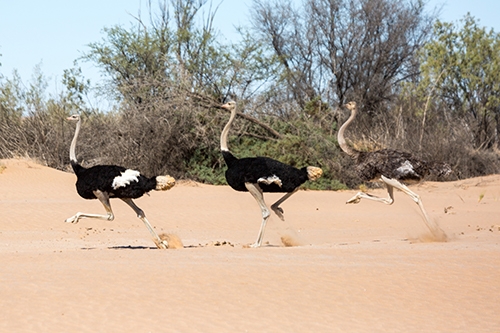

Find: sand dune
<box><xmin>0</xmin><ymin>158</ymin><xmax>499</xmax><ymax>332</ymax></box>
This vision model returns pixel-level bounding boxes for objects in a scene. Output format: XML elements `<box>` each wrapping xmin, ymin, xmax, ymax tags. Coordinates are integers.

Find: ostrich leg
<box><xmin>65</xmin><ymin>190</ymin><xmax>115</xmax><ymax>223</ymax></box>
<box><xmin>346</xmin><ymin>184</ymin><xmax>395</xmax><ymax>205</ymax></box>
<box><xmin>346</xmin><ymin>176</ymin><xmax>446</xmax><ymax>240</ymax></box>
<box><xmin>380</xmin><ymin>176</ymin><xmax>446</xmax><ymax>240</ymax></box>
<box><xmin>121</xmin><ymin>198</ymin><xmax>169</xmax><ymax>249</ymax></box>
<box><xmin>245</xmin><ymin>183</ymin><xmax>270</xmax><ymax>248</ymax></box>
<box><xmin>270</xmin><ymin>188</ymin><xmax>298</xmax><ymax>221</ymax></box>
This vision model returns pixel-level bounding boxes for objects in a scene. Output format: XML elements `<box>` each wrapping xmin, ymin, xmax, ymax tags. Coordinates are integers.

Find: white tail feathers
<box><xmin>306</xmin><ymin>166</ymin><xmax>323</xmax><ymax>181</ymax></box>
<box><xmin>155</xmin><ymin>175</ymin><xmax>176</xmax><ymax>191</ymax></box>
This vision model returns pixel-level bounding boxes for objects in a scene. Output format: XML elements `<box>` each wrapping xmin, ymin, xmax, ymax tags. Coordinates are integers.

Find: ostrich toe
<box><xmin>271</xmin><ymin>206</ymin><xmax>285</xmax><ymax>220</ymax></box>
<box><xmin>346</xmin><ymin>195</ymin><xmax>361</xmax><ymax>204</ymax></box>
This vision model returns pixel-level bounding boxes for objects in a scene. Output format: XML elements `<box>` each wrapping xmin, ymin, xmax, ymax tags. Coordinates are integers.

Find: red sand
<box><xmin>1</xmin><ymin>158</ymin><xmax>499</xmax><ymax>332</ymax></box>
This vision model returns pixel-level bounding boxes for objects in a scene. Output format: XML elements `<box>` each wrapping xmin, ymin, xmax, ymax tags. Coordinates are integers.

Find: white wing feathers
<box><xmin>112</xmin><ymin>169</ymin><xmax>140</xmax><ymax>189</ymax></box>
<box><xmin>257</xmin><ymin>175</ymin><xmax>282</xmax><ymax>187</ymax></box>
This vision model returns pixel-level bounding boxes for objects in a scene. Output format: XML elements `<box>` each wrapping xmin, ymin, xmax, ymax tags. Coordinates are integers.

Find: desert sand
<box><xmin>0</xmin><ymin>157</ymin><xmax>499</xmax><ymax>332</ymax></box>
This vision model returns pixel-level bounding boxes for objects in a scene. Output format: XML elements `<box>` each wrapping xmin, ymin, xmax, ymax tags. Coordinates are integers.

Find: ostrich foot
<box><xmin>346</xmin><ymin>194</ymin><xmax>362</xmax><ymax>204</ymax></box>
<box><xmin>65</xmin><ymin>212</ymin><xmax>113</xmax><ymax>224</ymax></box>
<box><xmin>271</xmin><ymin>205</ymin><xmax>285</xmax><ymax>220</ymax></box>
<box><xmin>154</xmin><ymin>239</ymin><xmax>169</xmax><ymax>249</ymax></box>
<box><xmin>346</xmin><ymin>192</ymin><xmax>392</xmax><ymax>205</ymax></box>
<box><xmin>65</xmin><ymin>214</ymin><xmax>80</xmax><ymax>223</ymax></box>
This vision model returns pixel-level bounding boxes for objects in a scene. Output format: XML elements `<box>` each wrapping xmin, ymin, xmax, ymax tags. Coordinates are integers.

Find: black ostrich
<box><xmin>220</xmin><ymin>101</ymin><xmax>323</xmax><ymax>247</ymax></box>
<box><xmin>65</xmin><ymin>114</ymin><xmax>176</xmax><ymax>249</ymax></box>
<box><xmin>338</xmin><ymin>101</ymin><xmax>451</xmax><ymax>240</ymax></box>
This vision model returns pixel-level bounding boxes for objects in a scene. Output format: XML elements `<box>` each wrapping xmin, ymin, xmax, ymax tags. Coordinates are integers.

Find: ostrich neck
<box><xmin>69</xmin><ymin>117</ymin><xmax>81</xmax><ymax>163</ymax></box>
<box><xmin>337</xmin><ymin>107</ymin><xmax>359</xmax><ymax>157</ymax></box>
<box><xmin>220</xmin><ymin>106</ymin><xmax>237</xmax><ymax>151</ymax></box>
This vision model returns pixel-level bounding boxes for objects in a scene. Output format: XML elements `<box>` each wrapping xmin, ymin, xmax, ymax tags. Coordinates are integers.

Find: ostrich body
<box><xmin>220</xmin><ymin>101</ymin><xmax>323</xmax><ymax>247</ymax></box>
<box><xmin>66</xmin><ymin>114</ymin><xmax>175</xmax><ymax>249</ymax></box>
<box><xmin>338</xmin><ymin>101</ymin><xmax>450</xmax><ymax>239</ymax></box>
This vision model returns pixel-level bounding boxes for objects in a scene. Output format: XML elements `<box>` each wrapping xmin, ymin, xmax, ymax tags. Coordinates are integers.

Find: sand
<box><xmin>0</xmin><ymin>158</ymin><xmax>499</xmax><ymax>332</ymax></box>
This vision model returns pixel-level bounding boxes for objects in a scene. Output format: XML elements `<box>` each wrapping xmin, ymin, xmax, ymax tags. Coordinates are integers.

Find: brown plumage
<box><xmin>338</xmin><ymin>101</ymin><xmax>449</xmax><ymax>240</ymax></box>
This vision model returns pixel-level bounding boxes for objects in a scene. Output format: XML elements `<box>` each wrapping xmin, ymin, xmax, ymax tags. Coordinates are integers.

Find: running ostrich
<box><xmin>220</xmin><ymin>101</ymin><xmax>323</xmax><ymax>247</ymax></box>
<box><xmin>338</xmin><ymin>101</ymin><xmax>450</xmax><ymax>239</ymax></box>
<box><xmin>65</xmin><ymin>114</ymin><xmax>176</xmax><ymax>249</ymax></box>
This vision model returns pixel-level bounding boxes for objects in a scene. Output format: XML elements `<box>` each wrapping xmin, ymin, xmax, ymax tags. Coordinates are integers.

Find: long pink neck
<box><xmin>220</xmin><ymin>106</ymin><xmax>237</xmax><ymax>152</ymax></box>
<box><xmin>337</xmin><ymin>106</ymin><xmax>359</xmax><ymax>157</ymax></box>
<box><xmin>69</xmin><ymin>117</ymin><xmax>81</xmax><ymax>163</ymax></box>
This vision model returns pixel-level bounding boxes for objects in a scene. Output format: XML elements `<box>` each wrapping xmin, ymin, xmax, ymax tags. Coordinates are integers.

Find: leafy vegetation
<box><xmin>419</xmin><ymin>14</ymin><xmax>500</xmax><ymax>149</ymax></box>
<box><xmin>1</xmin><ymin>0</ymin><xmax>499</xmax><ymax>189</ymax></box>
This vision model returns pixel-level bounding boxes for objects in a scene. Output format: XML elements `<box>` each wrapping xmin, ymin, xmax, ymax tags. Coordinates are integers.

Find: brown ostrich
<box><xmin>338</xmin><ymin>101</ymin><xmax>450</xmax><ymax>240</ymax></box>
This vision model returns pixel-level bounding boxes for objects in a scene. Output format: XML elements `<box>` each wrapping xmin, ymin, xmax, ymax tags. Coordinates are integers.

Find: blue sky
<box><xmin>1</xmin><ymin>0</ymin><xmax>499</xmax><ymax>96</ymax></box>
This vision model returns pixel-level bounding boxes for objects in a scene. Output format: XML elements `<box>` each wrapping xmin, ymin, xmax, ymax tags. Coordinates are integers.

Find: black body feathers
<box><xmin>71</xmin><ymin>161</ymin><xmax>157</xmax><ymax>200</ymax></box>
<box><xmin>222</xmin><ymin>151</ymin><xmax>309</xmax><ymax>192</ymax></box>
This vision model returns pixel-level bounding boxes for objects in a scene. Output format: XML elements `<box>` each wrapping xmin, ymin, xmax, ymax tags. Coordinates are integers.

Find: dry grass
<box><xmin>2</xmin><ymin>93</ymin><xmax>500</xmax><ymax>188</ymax></box>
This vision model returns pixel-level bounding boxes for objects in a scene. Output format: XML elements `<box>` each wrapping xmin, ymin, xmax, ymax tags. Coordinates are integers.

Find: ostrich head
<box><xmin>344</xmin><ymin>101</ymin><xmax>357</xmax><ymax>111</ymax></box>
<box><xmin>221</xmin><ymin>101</ymin><xmax>236</xmax><ymax>111</ymax></box>
<box><xmin>67</xmin><ymin>114</ymin><xmax>80</xmax><ymax>122</ymax></box>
